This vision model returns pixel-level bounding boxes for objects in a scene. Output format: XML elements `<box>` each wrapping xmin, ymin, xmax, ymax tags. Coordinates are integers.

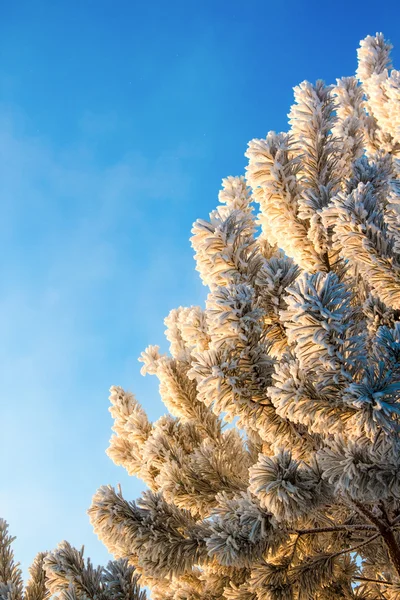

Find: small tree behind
<box><xmin>87</xmin><ymin>33</ymin><xmax>400</xmax><ymax>599</ymax></box>
<box><xmin>0</xmin><ymin>520</ymin><xmax>49</xmax><ymax>600</ymax></box>
<box><xmin>0</xmin><ymin>520</ymin><xmax>146</xmax><ymax>600</ymax></box>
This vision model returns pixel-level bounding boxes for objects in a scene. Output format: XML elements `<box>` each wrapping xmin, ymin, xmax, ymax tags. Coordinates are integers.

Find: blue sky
<box><xmin>1</xmin><ymin>0</ymin><xmax>399</xmax><ymax>579</ymax></box>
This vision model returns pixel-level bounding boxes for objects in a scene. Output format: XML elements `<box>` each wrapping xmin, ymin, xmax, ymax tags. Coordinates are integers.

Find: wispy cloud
<box><xmin>0</xmin><ymin>106</ymin><xmax>204</xmax><ymax>577</ymax></box>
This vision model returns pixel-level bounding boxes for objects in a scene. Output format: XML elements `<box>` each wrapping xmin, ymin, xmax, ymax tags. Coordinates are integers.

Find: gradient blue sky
<box><xmin>1</xmin><ymin>0</ymin><xmax>399</xmax><ymax>579</ymax></box>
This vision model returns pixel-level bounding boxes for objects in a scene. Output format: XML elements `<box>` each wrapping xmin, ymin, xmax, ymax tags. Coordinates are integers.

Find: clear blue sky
<box><xmin>1</xmin><ymin>0</ymin><xmax>399</xmax><ymax>579</ymax></box>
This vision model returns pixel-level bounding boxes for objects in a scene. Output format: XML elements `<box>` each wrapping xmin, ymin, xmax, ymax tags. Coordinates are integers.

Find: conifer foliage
<box><xmin>88</xmin><ymin>34</ymin><xmax>400</xmax><ymax>599</ymax></box>
<box><xmin>0</xmin><ymin>520</ymin><xmax>145</xmax><ymax>600</ymax></box>
<box><xmin>0</xmin><ymin>520</ymin><xmax>49</xmax><ymax>600</ymax></box>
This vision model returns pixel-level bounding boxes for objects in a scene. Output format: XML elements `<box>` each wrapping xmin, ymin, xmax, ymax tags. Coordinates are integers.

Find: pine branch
<box><xmin>293</xmin><ymin>524</ymin><xmax>377</xmax><ymax>535</ymax></box>
<box><xmin>354</xmin><ymin>576</ymin><xmax>394</xmax><ymax>587</ymax></box>
<box><xmin>332</xmin><ymin>532</ymin><xmax>381</xmax><ymax>557</ymax></box>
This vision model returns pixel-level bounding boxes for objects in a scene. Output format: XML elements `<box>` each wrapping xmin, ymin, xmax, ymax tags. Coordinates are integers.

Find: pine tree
<box><xmin>86</xmin><ymin>33</ymin><xmax>400</xmax><ymax>599</ymax></box>
<box><xmin>0</xmin><ymin>521</ymin><xmax>146</xmax><ymax>600</ymax></box>
<box><xmin>0</xmin><ymin>520</ymin><xmax>49</xmax><ymax>600</ymax></box>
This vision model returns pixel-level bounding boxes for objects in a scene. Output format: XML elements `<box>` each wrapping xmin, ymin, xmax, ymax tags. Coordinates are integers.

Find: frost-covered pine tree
<box><xmin>0</xmin><ymin>520</ymin><xmax>49</xmax><ymax>600</ymax></box>
<box><xmin>44</xmin><ymin>542</ymin><xmax>146</xmax><ymax>600</ymax></box>
<box><xmin>0</xmin><ymin>520</ymin><xmax>146</xmax><ymax>600</ymax></box>
<box><xmin>88</xmin><ymin>34</ymin><xmax>400</xmax><ymax>599</ymax></box>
